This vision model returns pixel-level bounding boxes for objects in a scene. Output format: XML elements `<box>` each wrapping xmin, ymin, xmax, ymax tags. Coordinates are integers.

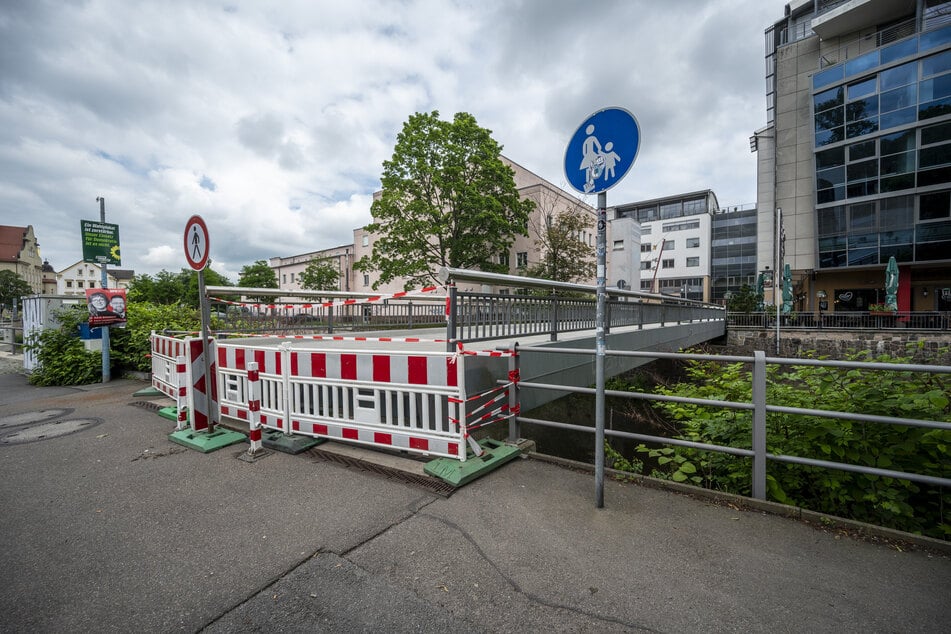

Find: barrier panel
<box><xmin>150</xmin><ymin>332</ymin><xmax>219</xmax><ymax>432</ymax></box>
<box><xmin>216</xmin><ymin>340</ymin><xmax>471</xmax><ymax>461</ymax></box>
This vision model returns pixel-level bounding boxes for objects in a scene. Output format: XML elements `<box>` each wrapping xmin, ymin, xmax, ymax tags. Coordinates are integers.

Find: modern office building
<box><xmin>615</xmin><ymin>190</ymin><xmax>718</xmax><ymax>301</ymax></box>
<box><xmin>711</xmin><ymin>204</ymin><xmax>760</xmax><ymax>303</ymax></box>
<box><xmin>756</xmin><ymin>0</ymin><xmax>951</xmax><ymax>312</ymax></box>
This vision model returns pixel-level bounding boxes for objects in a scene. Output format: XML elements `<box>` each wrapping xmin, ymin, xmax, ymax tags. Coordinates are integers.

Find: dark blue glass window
<box><xmin>847</xmin><ymin>119</ymin><xmax>879</xmax><ymax>138</ymax></box>
<box><xmin>818</xmin><ymin>166</ymin><xmax>845</xmax><ymax>188</ymax></box>
<box><xmin>920</xmin><ymin>73</ymin><xmax>951</xmax><ymax>101</ymax></box>
<box><xmin>880</xmin><ymin>174</ymin><xmax>916</xmax><ymax>192</ymax></box>
<box><xmin>880</xmin><ymin>106</ymin><xmax>917</xmax><ymax>130</ymax></box>
<box><xmin>880</xmin><ymin>229</ymin><xmax>914</xmax><ymax>245</ymax></box>
<box><xmin>918</xmin><ymin>165</ymin><xmax>951</xmax><ymax>186</ymax></box>
<box><xmin>816</xmin><ymin>128</ymin><xmax>844</xmax><ymax>147</ymax></box>
<box><xmin>881</xmin><ymin>61</ymin><xmax>917</xmax><ymax>91</ymax></box>
<box><xmin>847</xmin><ymin>159</ymin><xmax>878</xmax><ymax>182</ymax></box>
<box><xmin>919</xmin><ymin>143</ymin><xmax>951</xmax><ymax>169</ymax></box>
<box><xmin>814</xmin><ymin>66</ymin><xmax>844</xmax><ymax>90</ymax></box>
<box><xmin>850</xmin><ymin>203</ymin><xmax>876</xmax><ymax>231</ymax></box>
<box><xmin>848</xmin><ymin>77</ymin><xmax>877</xmax><ymax>100</ymax></box>
<box><xmin>817</xmin><ymin>206</ymin><xmax>846</xmax><ymax>235</ymax></box>
<box><xmin>880</xmin><ymin>244</ymin><xmax>914</xmax><ymax>261</ymax></box>
<box><xmin>814</xmin><ymin>86</ymin><xmax>844</xmax><ymax>111</ymax></box>
<box><xmin>920</xmin><ymin>24</ymin><xmax>951</xmax><ymax>52</ymax></box>
<box><xmin>921</xmin><ymin>121</ymin><xmax>951</xmax><ymax>145</ymax></box>
<box><xmin>848</xmin><ymin>140</ymin><xmax>876</xmax><ymax>160</ymax></box>
<box><xmin>881</xmin><ymin>150</ymin><xmax>916</xmax><ymax>176</ymax></box>
<box><xmin>880</xmin><ymin>84</ymin><xmax>917</xmax><ymax>112</ymax></box>
<box><xmin>847</xmin><ymin>247</ymin><xmax>878</xmax><ymax>265</ymax></box>
<box><xmin>921</xmin><ymin>49</ymin><xmax>951</xmax><ymax>77</ymax></box>
<box><xmin>846</xmin><ymin>96</ymin><xmax>878</xmax><ymax>120</ymax></box>
<box><xmin>882</xmin><ymin>38</ymin><xmax>918</xmax><ymax>65</ymax></box>
<box><xmin>815</xmin><ymin>106</ymin><xmax>844</xmax><ymax>130</ymax></box>
<box><xmin>919</xmin><ymin>95</ymin><xmax>951</xmax><ymax>120</ymax></box>
<box><xmin>880</xmin><ymin>130</ymin><xmax>916</xmax><ymax>155</ymax></box>
<box><xmin>845</xmin><ymin>51</ymin><xmax>879</xmax><ymax>79</ymax></box>
<box><xmin>817</xmin><ymin>146</ymin><xmax>845</xmax><ymax>169</ymax></box>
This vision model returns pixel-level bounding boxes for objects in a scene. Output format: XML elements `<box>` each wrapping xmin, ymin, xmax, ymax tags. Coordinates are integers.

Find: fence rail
<box><xmin>0</xmin><ymin>324</ymin><xmax>23</xmax><ymax>354</ymax></box>
<box><xmin>728</xmin><ymin>310</ymin><xmax>951</xmax><ymax>331</ymax></box>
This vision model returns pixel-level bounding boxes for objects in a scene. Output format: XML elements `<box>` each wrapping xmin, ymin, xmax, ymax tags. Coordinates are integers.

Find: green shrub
<box><xmin>25</xmin><ymin>307</ymin><xmax>101</xmax><ymax>386</ymax></box>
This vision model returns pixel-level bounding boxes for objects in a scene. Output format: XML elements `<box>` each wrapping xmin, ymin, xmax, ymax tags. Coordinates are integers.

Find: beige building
<box><xmin>269</xmin><ymin>244</ymin><xmax>354</xmax><ymax>294</ymax></box>
<box><xmin>56</xmin><ymin>260</ymin><xmax>135</xmax><ymax>296</ymax></box>
<box><xmin>0</xmin><ymin>225</ymin><xmax>44</xmax><ymax>293</ymax></box>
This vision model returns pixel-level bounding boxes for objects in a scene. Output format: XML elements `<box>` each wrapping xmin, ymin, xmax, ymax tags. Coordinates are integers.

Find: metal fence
<box><xmin>506</xmin><ymin>347</ymin><xmax>951</xmax><ymax>503</ymax></box>
<box><xmin>0</xmin><ymin>323</ymin><xmax>23</xmax><ymax>354</ymax></box>
<box><xmin>728</xmin><ymin>311</ymin><xmax>951</xmax><ymax>331</ymax></box>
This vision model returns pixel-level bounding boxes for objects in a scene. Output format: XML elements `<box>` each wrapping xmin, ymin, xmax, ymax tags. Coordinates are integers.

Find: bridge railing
<box><xmin>440</xmin><ymin>267</ymin><xmax>725</xmax><ymax>345</ymax></box>
<box><xmin>729</xmin><ymin>310</ymin><xmax>951</xmax><ymax>331</ymax></box>
<box><xmin>507</xmin><ymin>347</ymin><xmax>951</xmax><ymax>504</ymax></box>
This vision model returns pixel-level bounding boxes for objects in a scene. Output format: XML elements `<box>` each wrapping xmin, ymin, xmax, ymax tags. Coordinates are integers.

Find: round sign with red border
<box><xmin>184</xmin><ymin>215</ymin><xmax>210</xmax><ymax>271</ymax></box>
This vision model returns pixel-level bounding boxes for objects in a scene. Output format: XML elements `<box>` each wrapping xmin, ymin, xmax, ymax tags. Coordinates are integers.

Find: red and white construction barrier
<box><xmin>246</xmin><ymin>361</ymin><xmax>263</xmax><ymax>454</ymax></box>
<box><xmin>150</xmin><ymin>332</ymin><xmax>219</xmax><ymax>432</ymax></box>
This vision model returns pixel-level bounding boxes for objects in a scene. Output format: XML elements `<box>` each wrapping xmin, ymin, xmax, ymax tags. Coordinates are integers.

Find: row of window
<box><xmin>814</xmin><ymin>48</ymin><xmax>951</xmax><ymax>148</ymax></box>
<box><xmin>640</xmin><ymin>257</ymin><xmax>701</xmax><ymax>270</ymax></box>
<box><xmin>619</xmin><ymin>197</ymin><xmax>708</xmax><ymax>223</ymax></box>
<box><xmin>636</xmin><ymin>238</ymin><xmax>701</xmax><ymax>252</ymax></box>
<box><xmin>64</xmin><ymin>280</ymin><xmax>97</xmax><ymax>288</ymax></box>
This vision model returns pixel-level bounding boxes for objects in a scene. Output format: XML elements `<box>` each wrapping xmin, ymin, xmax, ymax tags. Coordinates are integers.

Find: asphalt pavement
<box><xmin>0</xmin><ymin>370</ymin><xmax>948</xmax><ymax>633</ymax></box>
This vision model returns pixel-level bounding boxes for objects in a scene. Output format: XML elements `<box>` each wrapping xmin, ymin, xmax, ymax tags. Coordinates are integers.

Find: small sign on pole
<box><xmin>184</xmin><ymin>215</ymin><xmax>210</xmax><ymax>271</ymax></box>
<box><xmin>183</xmin><ymin>214</ymin><xmax>215</xmax><ymax>431</ymax></box>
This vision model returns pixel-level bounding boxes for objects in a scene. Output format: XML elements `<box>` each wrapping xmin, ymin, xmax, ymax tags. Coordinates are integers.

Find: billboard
<box><xmin>86</xmin><ymin>288</ymin><xmax>127</xmax><ymax>328</ymax></box>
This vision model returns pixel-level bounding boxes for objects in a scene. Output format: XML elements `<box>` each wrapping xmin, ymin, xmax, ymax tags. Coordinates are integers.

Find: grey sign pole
<box><xmin>198</xmin><ymin>267</ymin><xmax>215</xmax><ymax>432</ymax></box>
<box><xmin>96</xmin><ymin>196</ymin><xmax>111</xmax><ymax>383</ymax></box>
<box><xmin>595</xmin><ymin>191</ymin><xmax>607</xmax><ymax>508</ymax></box>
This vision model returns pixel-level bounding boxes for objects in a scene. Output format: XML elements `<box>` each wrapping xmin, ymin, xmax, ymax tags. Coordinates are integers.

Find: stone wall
<box><xmin>717</xmin><ymin>328</ymin><xmax>951</xmax><ymax>364</ymax></box>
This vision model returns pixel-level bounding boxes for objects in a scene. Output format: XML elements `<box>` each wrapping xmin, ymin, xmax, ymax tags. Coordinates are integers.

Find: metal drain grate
<box><xmin>305</xmin><ymin>446</ymin><xmax>456</xmax><ymax>497</ymax></box>
<box><xmin>129</xmin><ymin>401</ymin><xmax>165</xmax><ymax>412</ymax></box>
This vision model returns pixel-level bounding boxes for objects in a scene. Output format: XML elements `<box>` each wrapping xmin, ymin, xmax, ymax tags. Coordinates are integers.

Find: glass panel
<box><xmin>817</xmin><ymin>206</ymin><xmax>846</xmax><ymax>235</ymax></box>
<box><xmin>816</xmin><ymin>128</ymin><xmax>844</xmax><ymax>146</ymax></box>
<box><xmin>919</xmin><ymin>96</ymin><xmax>951</xmax><ymax>120</ymax></box>
<box><xmin>880</xmin><ymin>61</ymin><xmax>917</xmax><ymax>91</ymax></box>
<box><xmin>850</xmin><ymin>203</ymin><xmax>876</xmax><ymax>231</ymax></box>
<box><xmin>847</xmin><ymin>247</ymin><xmax>878</xmax><ymax>265</ymax></box>
<box><xmin>880</xmin><ymin>229</ymin><xmax>914</xmax><ymax>244</ymax></box>
<box><xmin>846</xmin><ymin>96</ymin><xmax>878</xmax><ymax>121</ymax></box>
<box><xmin>919</xmin><ymin>73</ymin><xmax>951</xmax><ymax>101</ymax></box>
<box><xmin>920</xmin><ymin>24</ymin><xmax>951</xmax><ymax>51</ymax></box>
<box><xmin>881</xmin><ymin>195</ymin><xmax>915</xmax><ymax>229</ymax></box>
<box><xmin>916</xmin><ymin>240</ymin><xmax>951</xmax><ymax>259</ymax></box>
<box><xmin>882</xmin><ymin>38</ymin><xmax>918</xmax><ymax>65</ymax></box>
<box><xmin>814</xmin><ymin>66</ymin><xmax>844</xmax><ymax>90</ymax></box>
<box><xmin>920</xmin><ymin>191</ymin><xmax>951</xmax><ymax>220</ymax></box>
<box><xmin>847</xmin><ymin>119</ymin><xmax>879</xmax><ymax>138</ymax></box>
<box><xmin>922</xmin><ymin>49</ymin><xmax>951</xmax><ymax>78</ymax></box>
<box><xmin>919</xmin><ymin>143</ymin><xmax>951</xmax><ymax>168</ymax></box>
<box><xmin>849</xmin><ymin>232</ymin><xmax>878</xmax><ymax>248</ymax></box>
<box><xmin>815</xmin><ymin>106</ymin><xmax>844</xmax><ymax>131</ymax></box>
<box><xmin>819</xmin><ymin>235</ymin><xmax>847</xmax><ymax>250</ymax></box>
<box><xmin>917</xmin><ymin>165</ymin><xmax>951</xmax><ymax>186</ymax></box>
<box><xmin>848</xmin><ymin>140</ymin><xmax>876</xmax><ymax>161</ymax></box>
<box><xmin>659</xmin><ymin>202</ymin><xmax>682</xmax><ymax>219</ymax></box>
<box><xmin>817</xmin><ymin>146</ymin><xmax>846</xmax><ymax>169</ymax></box>
<box><xmin>817</xmin><ymin>186</ymin><xmax>846</xmax><ymax>203</ymax></box>
<box><xmin>879</xmin><ymin>85</ymin><xmax>917</xmax><ymax>113</ymax></box>
<box><xmin>880</xmin><ymin>129</ymin><xmax>916</xmax><ymax>155</ymax></box>
<box><xmin>880</xmin><ymin>106</ymin><xmax>917</xmax><ymax>130</ymax></box>
<box><xmin>845</xmin><ymin>51</ymin><xmax>879</xmax><ymax>78</ymax></box>
<box><xmin>921</xmin><ymin>121</ymin><xmax>951</xmax><ymax>145</ymax></box>
<box><xmin>814</xmin><ymin>86</ymin><xmax>844</xmax><ymax>112</ymax></box>
<box><xmin>880</xmin><ymin>150</ymin><xmax>916</xmax><ymax>176</ymax></box>
<box><xmin>847</xmin><ymin>180</ymin><xmax>879</xmax><ymax>198</ymax></box>
<box><xmin>916</xmin><ymin>220</ymin><xmax>951</xmax><ymax>241</ymax></box>
<box><xmin>817</xmin><ymin>166</ymin><xmax>845</xmax><ymax>188</ymax></box>
<box><xmin>819</xmin><ymin>251</ymin><xmax>847</xmax><ymax>268</ymax></box>
<box><xmin>880</xmin><ymin>174</ymin><xmax>916</xmax><ymax>192</ymax></box>
<box><xmin>879</xmin><ymin>243</ymin><xmax>914</xmax><ymax>262</ymax></box>
<box><xmin>847</xmin><ymin>158</ymin><xmax>878</xmax><ymax>182</ymax></box>
<box><xmin>848</xmin><ymin>77</ymin><xmax>877</xmax><ymax>100</ymax></box>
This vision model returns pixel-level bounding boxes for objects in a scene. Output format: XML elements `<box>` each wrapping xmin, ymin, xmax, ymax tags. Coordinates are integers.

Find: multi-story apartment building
<box><xmin>756</xmin><ymin>0</ymin><xmax>951</xmax><ymax>312</ymax></box>
<box><xmin>0</xmin><ymin>225</ymin><xmax>44</xmax><ymax>293</ymax></box>
<box><xmin>269</xmin><ymin>244</ymin><xmax>354</xmax><ymax>293</ymax></box>
<box><xmin>56</xmin><ymin>261</ymin><xmax>135</xmax><ymax>296</ymax></box>
<box><xmin>614</xmin><ymin>190</ymin><xmax>719</xmax><ymax>301</ymax></box>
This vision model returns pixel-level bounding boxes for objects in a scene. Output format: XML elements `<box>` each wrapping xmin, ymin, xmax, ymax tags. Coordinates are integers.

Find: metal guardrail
<box><xmin>505</xmin><ymin>347</ymin><xmax>951</xmax><ymax>501</ymax></box>
<box><xmin>728</xmin><ymin>311</ymin><xmax>951</xmax><ymax>331</ymax></box>
<box><xmin>1</xmin><ymin>324</ymin><xmax>23</xmax><ymax>354</ymax></box>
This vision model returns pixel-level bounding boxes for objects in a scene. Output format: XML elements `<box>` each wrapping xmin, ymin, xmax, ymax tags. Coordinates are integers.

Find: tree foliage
<box><xmin>523</xmin><ymin>189</ymin><xmax>595</xmax><ymax>283</ymax></box>
<box><xmin>299</xmin><ymin>258</ymin><xmax>339</xmax><ymax>292</ymax></box>
<box><xmin>128</xmin><ymin>268</ymin><xmax>232</xmax><ymax>308</ymax></box>
<box><xmin>238</xmin><ymin>260</ymin><xmax>278</xmax><ymax>302</ymax></box>
<box><xmin>726</xmin><ymin>283</ymin><xmax>761</xmax><ymax>313</ymax></box>
<box><xmin>0</xmin><ymin>270</ymin><xmax>33</xmax><ymax>315</ymax></box>
<box><xmin>609</xmin><ymin>348</ymin><xmax>951</xmax><ymax>539</ymax></box>
<box><xmin>355</xmin><ymin>111</ymin><xmax>534</xmax><ymax>288</ymax></box>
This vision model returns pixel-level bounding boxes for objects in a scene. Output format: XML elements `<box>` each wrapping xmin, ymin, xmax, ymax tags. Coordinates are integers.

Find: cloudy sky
<box><xmin>1</xmin><ymin>0</ymin><xmax>780</xmax><ymax>282</ymax></box>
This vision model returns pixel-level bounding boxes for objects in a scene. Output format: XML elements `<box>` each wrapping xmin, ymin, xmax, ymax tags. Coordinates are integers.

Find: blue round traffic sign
<box><xmin>564</xmin><ymin>107</ymin><xmax>640</xmax><ymax>195</ymax></box>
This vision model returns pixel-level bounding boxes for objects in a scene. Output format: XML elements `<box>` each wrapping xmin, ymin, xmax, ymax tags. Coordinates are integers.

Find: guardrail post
<box><xmin>751</xmin><ymin>350</ymin><xmax>767</xmax><ymax>500</ymax></box>
<box><xmin>327</xmin><ymin>305</ymin><xmax>334</xmax><ymax>334</ymax></box>
<box><xmin>447</xmin><ymin>283</ymin><xmax>458</xmax><ymax>353</ymax></box>
<box><xmin>507</xmin><ymin>343</ymin><xmax>520</xmax><ymax>444</ymax></box>
<box><xmin>550</xmin><ymin>293</ymin><xmax>558</xmax><ymax>342</ymax></box>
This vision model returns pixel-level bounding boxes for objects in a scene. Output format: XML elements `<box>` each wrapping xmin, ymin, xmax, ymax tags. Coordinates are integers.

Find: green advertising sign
<box><xmin>81</xmin><ymin>220</ymin><xmax>121</xmax><ymax>265</ymax></box>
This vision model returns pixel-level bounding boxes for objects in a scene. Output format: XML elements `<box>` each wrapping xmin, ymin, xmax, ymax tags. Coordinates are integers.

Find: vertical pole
<box><xmin>197</xmin><ymin>268</ymin><xmax>215</xmax><ymax>432</ymax></box>
<box><xmin>507</xmin><ymin>343</ymin><xmax>520</xmax><ymax>444</ymax></box>
<box><xmin>447</xmin><ymin>283</ymin><xmax>458</xmax><ymax>353</ymax></box>
<box><xmin>97</xmin><ymin>197</ymin><xmax>111</xmax><ymax>383</ymax></box>
<box><xmin>247</xmin><ymin>361</ymin><xmax>262</xmax><ymax>454</ymax></box>
<box><xmin>595</xmin><ymin>191</ymin><xmax>607</xmax><ymax>508</ymax></box>
<box><xmin>775</xmin><ymin>207</ymin><xmax>782</xmax><ymax>356</ymax></box>
<box><xmin>175</xmin><ymin>355</ymin><xmax>188</xmax><ymax>431</ymax></box>
<box><xmin>752</xmin><ymin>350</ymin><xmax>767</xmax><ymax>500</ymax></box>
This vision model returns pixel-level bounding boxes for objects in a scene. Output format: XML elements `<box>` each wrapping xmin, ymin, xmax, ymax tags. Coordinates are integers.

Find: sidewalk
<box><xmin>0</xmin><ymin>373</ymin><xmax>948</xmax><ymax>632</ymax></box>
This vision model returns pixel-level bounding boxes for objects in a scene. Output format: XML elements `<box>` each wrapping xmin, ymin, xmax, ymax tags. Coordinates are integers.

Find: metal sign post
<box><xmin>565</xmin><ymin>107</ymin><xmax>640</xmax><ymax>508</ymax></box>
<box><xmin>184</xmin><ymin>215</ymin><xmax>215</xmax><ymax>432</ymax></box>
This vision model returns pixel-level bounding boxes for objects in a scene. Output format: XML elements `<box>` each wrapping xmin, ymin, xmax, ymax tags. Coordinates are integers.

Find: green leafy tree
<box><xmin>355</xmin><ymin>110</ymin><xmax>534</xmax><ymax>288</ymax></box>
<box><xmin>180</xmin><ymin>267</ymin><xmax>232</xmax><ymax>308</ymax></box>
<box><xmin>238</xmin><ymin>260</ymin><xmax>278</xmax><ymax>302</ymax></box>
<box><xmin>727</xmin><ymin>283</ymin><xmax>761</xmax><ymax>313</ymax></box>
<box><xmin>299</xmin><ymin>258</ymin><xmax>339</xmax><ymax>291</ymax></box>
<box><xmin>128</xmin><ymin>270</ymin><xmax>186</xmax><ymax>305</ymax></box>
<box><xmin>0</xmin><ymin>270</ymin><xmax>32</xmax><ymax>317</ymax></box>
<box><xmin>524</xmin><ymin>189</ymin><xmax>595</xmax><ymax>284</ymax></box>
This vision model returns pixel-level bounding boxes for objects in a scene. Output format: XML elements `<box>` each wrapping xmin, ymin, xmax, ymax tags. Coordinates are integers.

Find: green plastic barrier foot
<box><xmin>424</xmin><ymin>438</ymin><xmax>521</xmax><ymax>487</ymax></box>
<box><xmin>168</xmin><ymin>428</ymin><xmax>247</xmax><ymax>453</ymax></box>
<box><xmin>238</xmin><ymin>448</ymin><xmax>273</xmax><ymax>463</ymax></box>
<box><xmin>133</xmin><ymin>386</ymin><xmax>165</xmax><ymax>397</ymax></box>
<box><xmin>158</xmin><ymin>406</ymin><xmax>180</xmax><ymax>422</ymax></box>
<box><xmin>262</xmin><ymin>429</ymin><xmax>324</xmax><ymax>454</ymax></box>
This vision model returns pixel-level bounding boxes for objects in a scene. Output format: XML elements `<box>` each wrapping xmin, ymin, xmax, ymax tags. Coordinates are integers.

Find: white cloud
<box><xmin>0</xmin><ymin>0</ymin><xmax>781</xmax><ymax>282</ymax></box>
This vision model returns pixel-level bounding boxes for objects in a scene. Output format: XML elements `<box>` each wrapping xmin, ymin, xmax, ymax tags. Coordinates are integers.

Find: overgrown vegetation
<box><xmin>608</xmin><ymin>347</ymin><xmax>951</xmax><ymax>539</ymax></box>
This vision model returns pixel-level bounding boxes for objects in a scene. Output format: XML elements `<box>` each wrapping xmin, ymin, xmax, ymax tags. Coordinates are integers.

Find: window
<box><xmin>66</xmin><ymin>280</ymin><xmax>72</xmax><ymax>288</ymax></box>
<box><xmin>613</xmin><ymin>240</ymin><xmax>624</xmax><ymax>250</ymax></box>
<box><xmin>363</xmin><ymin>274</ymin><xmax>369</xmax><ymax>286</ymax></box>
<box><xmin>640</xmin><ymin>261</ymin><xmax>652</xmax><ymax>271</ymax></box>
<box><xmin>89</xmin><ymin>281</ymin><xmax>95</xmax><ymax>288</ymax></box>
<box><xmin>662</xmin><ymin>259</ymin><xmax>674</xmax><ymax>269</ymax></box>
<box><xmin>663</xmin><ymin>240</ymin><xmax>674</xmax><ymax>250</ymax></box>
<box><xmin>282</xmin><ymin>274</ymin><xmax>286</xmax><ymax>283</ymax></box>
<box><xmin>516</xmin><ymin>252</ymin><xmax>528</xmax><ymax>267</ymax></box>
<box><xmin>499</xmin><ymin>252</ymin><xmax>510</xmax><ymax>267</ymax></box>
<box><xmin>362</xmin><ymin>235</ymin><xmax>369</xmax><ymax>247</ymax></box>
<box><xmin>78</xmin><ymin>281</ymin><xmax>84</xmax><ymax>288</ymax></box>
<box><xmin>291</xmin><ymin>273</ymin><xmax>295</xmax><ymax>283</ymax></box>
<box><xmin>921</xmin><ymin>191</ymin><xmax>951</xmax><ymax>220</ymax></box>
<box><xmin>686</xmin><ymin>237</ymin><xmax>700</xmax><ymax>248</ymax></box>
<box><xmin>686</xmin><ymin>257</ymin><xmax>700</xmax><ymax>267</ymax></box>
<box><xmin>640</xmin><ymin>244</ymin><xmax>652</xmax><ymax>253</ymax></box>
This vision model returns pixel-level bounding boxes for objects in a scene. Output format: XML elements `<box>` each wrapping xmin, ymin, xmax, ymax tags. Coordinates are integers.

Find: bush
<box><xmin>25</xmin><ymin>307</ymin><xmax>101</xmax><ymax>386</ymax></box>
<box><xmin>109</xmin><ymin>302</ymin><xmax>201</xmax><ymax>373</ymax></box>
